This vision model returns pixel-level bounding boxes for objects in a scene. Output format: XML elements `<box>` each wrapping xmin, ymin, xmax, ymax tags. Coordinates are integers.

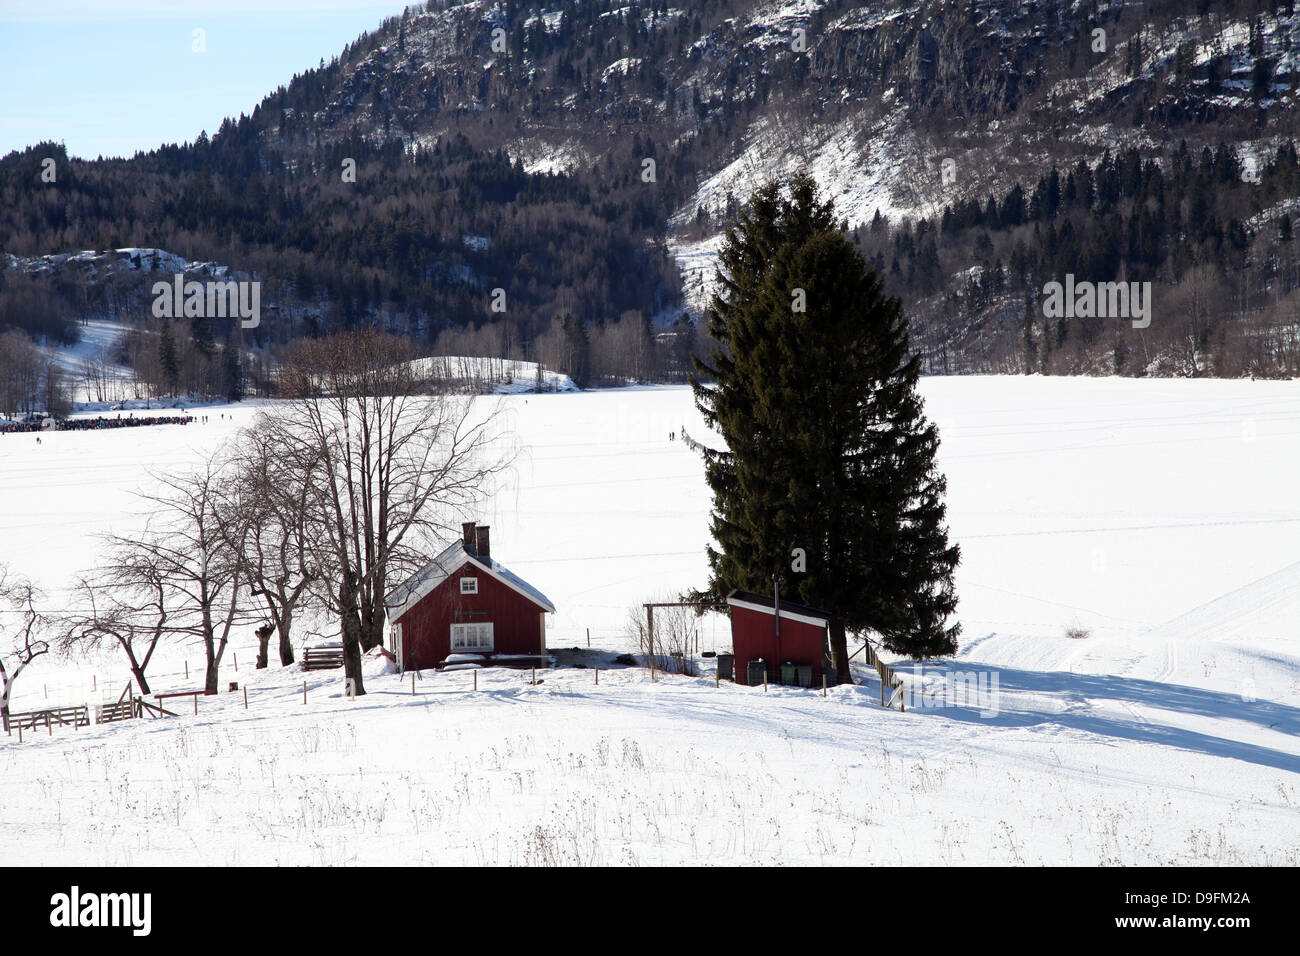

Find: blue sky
<box><xmin>0</xmin><ymin>1</ymin><xmax>417</xmax><ymax>159</ymax></box>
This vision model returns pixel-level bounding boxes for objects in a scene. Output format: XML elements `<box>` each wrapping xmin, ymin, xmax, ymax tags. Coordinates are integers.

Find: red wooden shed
<box><xmin>726</xmin><ymin>589</ymin><xmax>831</xmax><ymax>687</ymax></box>
<box><xmin>386</xmin><ymin>522</ymin><xmax>555</xmax><ymax>671</ymax></box>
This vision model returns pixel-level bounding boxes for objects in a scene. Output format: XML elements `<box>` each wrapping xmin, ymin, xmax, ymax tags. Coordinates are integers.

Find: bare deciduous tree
<box><xmin>103</xmin><ymin>456</ymin><xmax>254</xmax><ymax>694</ymax></box>
<box><xmin>60</xmin><ymin>563</ymin><xmax>171</xmax><ymax>696</ymax></box>
<box><xmin>262</xmin><ymin>329</ymin><xmax>511</xmax><ymax>695</ymax></box>
<box><xmin>0</xmin><ymin>566</ymin><xmax>50</xmax><ymax>733</ymax></box>
<box><xmin>228</xmin><ymin>424</ymin><xmax>325</xmax><ymax>667</ymax></box>
<box><xmin>0</xmin><ymin>331</ymin><xmax>43</xmax><ymax>419</ymax></box>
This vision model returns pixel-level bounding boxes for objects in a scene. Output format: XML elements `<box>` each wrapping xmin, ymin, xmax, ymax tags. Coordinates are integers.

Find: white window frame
<box><xmin>459</xmin><ymin>576</ymin><xmax>479</xmax><ymax>595</ymax></box>
<box><xmin>450</xmin><ymin>622</ymin><xmax>493</xmax><ymax>651</ymax></box>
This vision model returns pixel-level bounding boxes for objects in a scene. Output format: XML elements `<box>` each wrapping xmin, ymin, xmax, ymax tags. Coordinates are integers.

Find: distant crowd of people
<box><xmin>0</xmin><ymin>414</ymin><xmax>194</xmax><ymax>435</ymax></box>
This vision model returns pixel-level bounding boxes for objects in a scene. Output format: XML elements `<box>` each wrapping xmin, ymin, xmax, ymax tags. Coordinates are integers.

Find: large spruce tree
<box><xmin>692</xmin><ymin>175</ymin><xmax>960</xmax><ymax>677</ymax></box>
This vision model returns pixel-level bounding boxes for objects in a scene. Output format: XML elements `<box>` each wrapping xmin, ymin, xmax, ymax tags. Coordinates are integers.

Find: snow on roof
<box><xmin>726</xmin><ymin>589</ymin><xmax>830</xmax><ymax>627</ymax></box>
<box><xmin>387</xmin><ymin>538</ymin><xmax>556</xmax><ymax>621</ymax></box>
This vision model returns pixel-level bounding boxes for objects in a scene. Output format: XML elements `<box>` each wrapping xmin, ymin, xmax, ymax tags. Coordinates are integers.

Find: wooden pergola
<box><xmin>641</xmin><ymin>600</ymin><xmax>727</xmax><ymax>680</ymax></box>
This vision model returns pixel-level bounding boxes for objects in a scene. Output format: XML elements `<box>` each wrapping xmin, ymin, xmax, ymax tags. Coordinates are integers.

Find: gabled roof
<box><xmin>726</xmin><ymin>589</ymin><xmax>830</xmax><ymax>628</ymax></box>
<box><xmin>386</xmin><ymin>539</ymin><xmax>556</xmax><ymax>622</ymax></box>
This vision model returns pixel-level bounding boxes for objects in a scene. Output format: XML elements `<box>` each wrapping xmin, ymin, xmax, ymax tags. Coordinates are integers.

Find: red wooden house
<box><xmin>386</xmin><ymin>522</ymin><xmax>555</xmax><ymax>671</ymax></box>
<box><xmin>726</xmin><ymin>589</ymin><xmax>831</xmax><ymax>686</ymax></box>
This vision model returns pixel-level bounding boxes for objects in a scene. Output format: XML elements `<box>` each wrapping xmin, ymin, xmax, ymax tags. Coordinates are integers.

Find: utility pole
<box><xmin>773</xmin><ymin>572</ymin><xmax>784</xmax><ymax>680</ymax></box>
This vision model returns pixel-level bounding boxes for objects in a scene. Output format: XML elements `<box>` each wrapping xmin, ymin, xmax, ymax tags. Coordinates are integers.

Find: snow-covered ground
<box><xmin>39</xmin><ymin>318</ymin><xmax>136</xmax><ymax>405</ymax></box>
<box><xmin>1</xmin><ymin>377</ymin><xmax>1297</xmax><ymax>864</ymax></box>
<box><xmin>408</xmin><ymin>355</ymin><xmax>577</xmax><ymax>393</ymax></box>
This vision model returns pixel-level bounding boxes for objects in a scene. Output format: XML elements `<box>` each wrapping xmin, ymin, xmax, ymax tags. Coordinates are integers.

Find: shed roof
<box><xmin>726</xmin><ymin>589</ymin><xmax>831</xmax><ymax>627</ymax></box>
<box><xmin>386</xmin><ymin>539</ymin><xmax>556</xmax><ymax>622</ymax></box>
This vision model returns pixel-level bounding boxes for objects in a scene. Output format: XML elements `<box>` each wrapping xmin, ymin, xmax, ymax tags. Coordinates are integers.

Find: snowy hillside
<box><xmin>1</xmin><ymin>378</ymin><xmax>1297</xmax><ymax>864</ymax></box>
<box><xmin>408</xmin><ymin>355</ymin><xmax>578</xmax><ymax>393</ymax></box>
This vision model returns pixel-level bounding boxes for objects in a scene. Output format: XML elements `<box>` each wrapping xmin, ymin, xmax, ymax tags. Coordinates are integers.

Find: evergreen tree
<box><xmin>158</xmin><ymin>321</ymin><xmax>179</xmax><ymax>396</ymax></box>
<box><xmin>191</xmin><ymin>316</ymin><xmax>216</xmax><ymax>360</ymax></box>
<box><xmin>1022</xmin><ymin>293</ymin><xmax>1038</xmax><ymax>374</ymax></box>
<box><xmin>691</xmin><ymin>175</ymin><xmax>961</xmax><ymax>676</ymax></box>
<box><xmin>559</xmin><ymin>313</ymin><xmax>589</xmax><ymax>387</ymax></box>
<box><xmin>222</xmin><ymin>344</ymin><xmax>244</xmax><ymax>402</ymax></box>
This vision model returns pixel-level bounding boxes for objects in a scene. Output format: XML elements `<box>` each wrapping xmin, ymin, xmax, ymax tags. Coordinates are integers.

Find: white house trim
<box><xmin>726</xmin><ymin>596</ymin><xmax>830</xmax><ymax>628</ymax></box>
<box><xmin>387</xmin><ymin>544</ymin><xmax>556</xmax><ymax>622</ymax></box>
<box><xmin>451</xmin><ymin>621</ymin><xmax>494</xmax><ymax>652</ymax></box>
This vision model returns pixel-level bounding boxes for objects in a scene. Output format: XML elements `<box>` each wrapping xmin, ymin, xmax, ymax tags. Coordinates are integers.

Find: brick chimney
<box><xmin>474</xmin><ymin>525</ymin><xmax>490</xmax><ymax>560</ymax></box>
<box><xmin>462</xmin><ymin>521</ymin><xmax>476</xmax><ymax>553</ymax></box>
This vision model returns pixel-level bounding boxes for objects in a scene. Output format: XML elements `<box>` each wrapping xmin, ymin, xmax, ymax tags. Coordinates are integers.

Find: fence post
<box><xmin>531</xmin><ymin>667</ymin><xmax>536</xmax><ymax>686</ymax></box>
<box><xmin>303</xmin><ymin>681</ymin><xmax>307</xmax><ymax>705</ymax></box>
<box><xmin>411</xmin><ymin>673</ymin><xmax>415</xmax><ymax>696</ymax></box>
<box><xmin>243</xmin><ymin>686</ymin><xmax>248</xmax><ymax>710</ymax></box>
<box><xmin>193</xmin><ymin>694</ymin><xmax>197</xmax><ymax>716</ymax></box>
<box><xmin>233</xmin><ymin>652</ymin><xmax>237</xmax><ymax>672</ymax></box>
<box><xmin>473</xmin><ymin>670</ymin><xmax>477</xmax><ymax>692</ymax></box>
<box><xmin>586</xmin><ymin>627</ymin><xmax>590</xmax><ymax>648</ymax></box>
<box><xmin>763</xmin><ymin>669</ymin><xmax>768</xmax><ymax>693</ymax></box>
<box><xmin>647</xmin><ymin>605</ymin><xmax>655</xmax><ymax>683</ymax></box>
<box><xmin>595</xmin><ymin>667</ymin><xmax>599</xmax><ymax>686</ymax></box>
<box><xmin>823</xmin><ymin>674</ymin><xmax>827</xmax><ymax>698</ymax></box>
<box><xmin>185</xmin><ymin>661</ymin><xmax>189</xmax><ymax>680</ymax></box>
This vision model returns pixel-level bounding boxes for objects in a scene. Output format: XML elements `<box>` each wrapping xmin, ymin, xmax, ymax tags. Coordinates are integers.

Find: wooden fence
<box><xmin>303</xmin><ymin>646</ymin><xmax>344</xmax><ymax>670</ymax></box>
<box><xmin>7</xmin><ymin>705</ymin><xmax>90</xmax><ymax>731</ymax></box>
<box><xmin>98</xmin><ymin>696</ymin><xmax>176</xmax><ymax>721</ymax></box>
<box><xmin>97</xmin><ymin>699</ymin><xmax>137</xmax><ymax>723</ymax></box>
<box><xmin>855</xmin><ymin>639</ymin><xmax>906</xmax><ymax>712</ymax></box>
<box><xmin>6</xmin><ymin>683</ymin><xmax>177</xmax><ymax>737</ymax></box>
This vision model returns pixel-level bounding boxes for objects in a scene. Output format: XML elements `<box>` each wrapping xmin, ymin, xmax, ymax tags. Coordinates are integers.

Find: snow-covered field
<box><xmin>1</xmin><ymin>377</ymin><xmax>1298</xmax><ymax>864</ymax></box>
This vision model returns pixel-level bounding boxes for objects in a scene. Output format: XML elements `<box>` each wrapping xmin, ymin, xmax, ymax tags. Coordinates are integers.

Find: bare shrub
<box><xmin>625</xmin><ymin>599</ymin><xmax>699</xmax><ymax>676</ymax></box>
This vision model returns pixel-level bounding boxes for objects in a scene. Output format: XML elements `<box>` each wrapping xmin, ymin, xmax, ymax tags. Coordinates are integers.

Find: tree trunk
<box><xmin>339</xmin><ymin>573</ymin><xmax>366</xmax><ymax>696</ymax></box>
<box><xmin>278</xmin><ymin>611</ymin><xmax>295</xmax><ymax>666</ymax></box>
<box><xmin>1</xmin><ymin>702</ymin><xmax>9</xmax><ymax>735</ymax></box>
<box><xmin>204</xmin><ymin>646</ymin><xmax>219</xmax><ymax>695</ymax></box>
<box><xmin>830</xmin><ymin>617</ymin><xmax>852</xmax><ymax>684</ymax></box>
<box><xmin>131</xmin><ymin>666</ymin><xmax>151</xmax><ymax>696</ymax></box>
<box><xmin>359</xmin><ymin>594</ymin><xmax>384</xmax><ymax>652</ymax></box>
<box><xmin>256</xmin><ymin>629</ymin><xmax>271</xmax><ymax>669</ymax></box>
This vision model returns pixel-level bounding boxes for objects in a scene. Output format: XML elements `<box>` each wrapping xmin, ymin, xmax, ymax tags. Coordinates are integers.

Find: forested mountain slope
<box><xmin>2</xmin><ymin>0</ymin><xmax>1298</xmax><ymax>382</ymax></box>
